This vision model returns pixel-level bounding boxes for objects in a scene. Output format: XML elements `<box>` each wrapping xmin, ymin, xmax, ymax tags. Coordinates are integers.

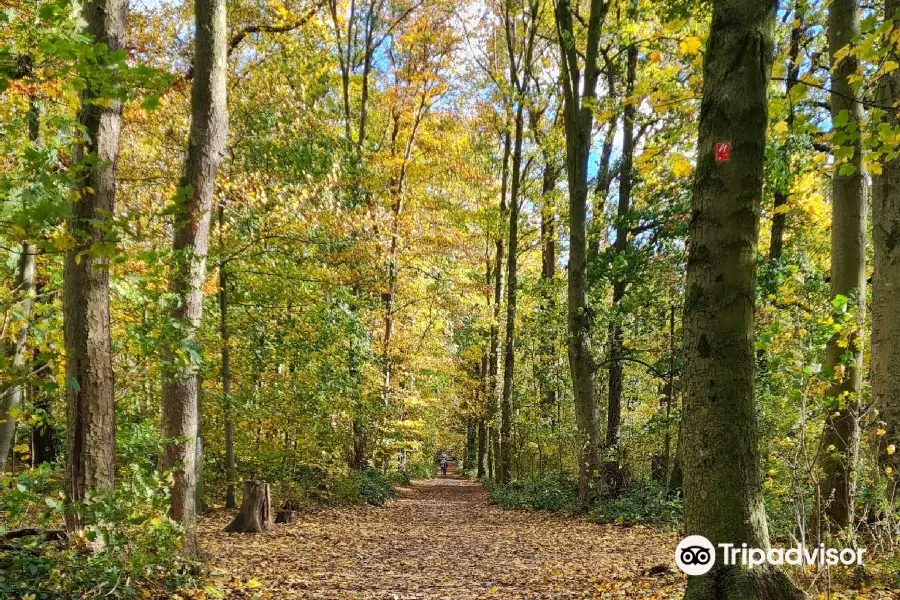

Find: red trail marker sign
<box><xmin>715</xmin><ymin>142</ymin><xmax>731</xmax><ymax>162</ymax></box>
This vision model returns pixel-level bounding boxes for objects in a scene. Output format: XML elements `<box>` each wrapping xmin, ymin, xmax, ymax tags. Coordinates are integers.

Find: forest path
<box><xmin>199</xmin><ymin>476</ymin><xmax>685</xmax><ymax>599</ymax></box>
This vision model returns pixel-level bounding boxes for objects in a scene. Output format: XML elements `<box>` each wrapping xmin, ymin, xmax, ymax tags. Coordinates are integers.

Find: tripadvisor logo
<box><xmin>675</xmin><ymin>536</ymin><xmax>867</xmax><ymax>576</ymax></box>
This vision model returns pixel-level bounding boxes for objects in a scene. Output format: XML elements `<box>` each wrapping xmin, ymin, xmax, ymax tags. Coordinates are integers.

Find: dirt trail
<box><xmin>199</xmin><ymin>476</ymin><xmax>685</xmax><ymax>599</ymax></box>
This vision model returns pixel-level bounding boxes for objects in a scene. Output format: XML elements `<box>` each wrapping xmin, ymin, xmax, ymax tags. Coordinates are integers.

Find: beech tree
<box><xmin>680</xmin><ymin>0</ymin><xmax>802</xmax><ymax>598</ymax></box>
<box><xmin>159</xmin><ymin>0</ymin><xmax>228</xmax><ymax>551</ymax></box>
<box><xmin>554</xmin><ymin>0</ymin><xmax>609</xmax><ymax>500</ymax></box>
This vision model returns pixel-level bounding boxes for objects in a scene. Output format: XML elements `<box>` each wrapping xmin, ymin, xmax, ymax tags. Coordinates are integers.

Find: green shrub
<box><xmin>331</xmin><ymin>468</ymin><xmax>397</xmax><ymax>506</ymax></box>
<box><xmin>0</xmin><ymin>464</ymin><xmax>200</xmax><ymax>599</ymax></box>
<box><xmin>387</xmin><ymin>468</ymin><xmax>412</xmax><ymax>487</ymax></box>
<box><xmin>405</xmin><ymin>460</ymin><xmax>436</xmax><ymax>480</ymax></box>
<box><xmin>490</xmin><ymin>472</ymin><xmax>580</xmax><ymax>513</ymax></box>
<box><xmin>589</xmin><ymin>481</ymin><xmax>682</xmax><ymax>526</ymax></box>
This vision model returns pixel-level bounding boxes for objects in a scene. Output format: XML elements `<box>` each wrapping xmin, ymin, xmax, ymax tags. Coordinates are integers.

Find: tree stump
<box><xmin>224</xmin><ymin>480</ymin><xmax>274</xmax><ymax>533</ymax></box>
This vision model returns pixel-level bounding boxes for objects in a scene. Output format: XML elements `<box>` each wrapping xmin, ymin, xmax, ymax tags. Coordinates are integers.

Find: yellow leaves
<box><xmin>672</xmin><ymin>158</ymin><xmax>693</xmax><ymax>178</ymax></box>
<box><xmin>887</xmin><ymin>466</ymin><xmax>895</xmax><ymax>475</ymax></box>
<box><xmin>772</xmin><ymin>121</ymin><xmax>789</xmax><ymax>136</ymax></box>
<box><xmin>869</xmin><ymin>161</ymin><xmax>883</xmax><ymax>176</ymax></box>
<box><xmin>886</xmin><ymin>444</ymin><xmax>896</xmax><ymax>456</ymax></box>
<box><xmin>876</xmin><ymin>428</ymin><xmax>887</xmax><ymax>437</ymax></box>
<box><xmin>246</xmin><ymin>579</ymin><xmax>262</xmax><ymax>589</ymax></box>
<box><xmin>878</xmin><ymin>60</ymin><xmax>899</xmax><ymax>78</ymax></box>
<box><xmin>679</xmin><ymin>36</ymin><xmax>702</xmax><ymax>56</ymax></box>
<box><xmin>648</xmin><ymin>51</ymin><xmax>662</xmax><ymax>64</ymax></box>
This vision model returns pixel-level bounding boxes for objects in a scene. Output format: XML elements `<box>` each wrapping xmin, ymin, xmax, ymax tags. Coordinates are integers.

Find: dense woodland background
<box><xmin>1</xmin><ymin>0</ymin><xmax>900</xmax><ymax>597</ymax></box>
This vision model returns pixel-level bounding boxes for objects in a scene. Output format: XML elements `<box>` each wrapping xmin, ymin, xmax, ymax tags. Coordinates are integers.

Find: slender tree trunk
<box><xmin>680</xmin><ymin>1</ymin><xmax>801</xmax><ymax>598</ymax></box>
<box><xmin>768</xmin><ymin>1</ymin><xmax>804</xmax><ymax>262</ymax></box>
<box><xmin>662</xmin><ymin>305</ymin><xmax>676</xmax><ymax>475</ymax></box>
<box><xmin>195</xmin><ymin>373</ymin><xmax>205</xmax><ymax>514</ymax></box>
<box><xmin>499</xmin><ymin>103</ymin><xmax>525</xmax><ymax>484</ymax></box>
<box><xmin>64</xmin><ymin>0</ymin><xmax>124</xmax><ymax>531</ymax></box>
<box><xmin>31</xmin><ymin>344</ymin><xmax>57</xmax><ymax>467</ymax></box>
<box><xmin>539</xmin><ymin>162</ymin><xmax>558</xmax><ymax>410</ymax></box>
<box><xmin>465</xmin><ymin>418</ymin><xmax>477</xmax><ymax>471</ymax></box>
<box><xmin>873</xmin><ymin>0</ymin><xmax>900</xmax><ymax>495</ymax></box>
<box><xmin>219</xmin><ymin>204</ymin><xmax>236</xmax><ymax>509</ymax></box>
<box><xmin>606</xmin><ymin>17</ymin><xmax>637</xmax><ymax>471</ymax></box>
<box><xmin>554</xmin><ymin>0</ymin><xmax>608</xmax><ymax>502</ymax></box>
<box><xmin>489</xmin><ymin>130</ymin><xmax>510</xmax><ymax>483</ymax></box>
<box><xmin>0</xmin><ymin>245</ymin><xmax>36</xmax><ymax>471</ymax></box>
<box><xmin>1</xmin><ymin>96</ymin><xmax>40</xmax><ymax>472</ymax></box>
<box><xmin>160</xmin><ymin>0</ymin><xmax>227</xmax><ymax>552</ymax></box>
<box><xmin>477</xmin><ymin>350</ymin><xmax>489</xmax><ymax>478</ymax></box>
<box><xmin>819</xmin><ymin>0</ymin><xmax>866</xmax><ymax>531</ymax></box>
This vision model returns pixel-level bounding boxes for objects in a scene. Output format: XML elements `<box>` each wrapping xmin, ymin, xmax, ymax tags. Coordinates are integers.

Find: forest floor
<box><xmin>198</xmin><ymin>476</ymin><xmax>686</xmax><ymax>599</ymax></box>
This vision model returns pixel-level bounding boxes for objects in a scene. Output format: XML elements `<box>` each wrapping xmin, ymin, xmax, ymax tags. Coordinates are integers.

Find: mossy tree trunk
<box><xmin>680</xmin><ymin>0</ymin><xmax>802</xmax><ymax>598</ymax></box>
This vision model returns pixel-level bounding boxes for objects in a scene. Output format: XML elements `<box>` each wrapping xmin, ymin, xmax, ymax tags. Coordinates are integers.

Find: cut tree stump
<box><xmin>224</xmin><ymin>480</ymin><xmax>275</xmax><ymax>533</ymax></box>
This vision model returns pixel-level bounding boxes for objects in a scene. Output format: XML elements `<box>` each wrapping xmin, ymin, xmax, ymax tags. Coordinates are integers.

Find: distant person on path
<box><xmin>440</xmin><ymin>458</ymin><xmax>447</xmax><ymax>476</ymax></box>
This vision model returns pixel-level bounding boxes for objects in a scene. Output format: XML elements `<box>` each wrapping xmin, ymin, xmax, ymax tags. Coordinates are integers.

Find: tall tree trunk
<box><xmin>873</xmin><ymin>0</ymin><xmax>900</xmax><ymax>496</ymax></box>
<box><xmin>820</xmin><ymin>0</ymin><xmax>866</xmax><ymax>531</ymax></box>
<box><xmin>539</xmin><ymin>164</ymin><xmax>558</xmax><ymax>410</ymax></box>
<box><xmin>195</xmin><ymin>373</ymin><xmax>205</xmax><ymax>513</ymax></box>
<box><xmin>465</xmin><ymin>418</ymin><xmax>477</xmax><ymax>471</ymax></box>
<box><xmin>0</xmin><ymin>245</ymin><xmax>36</xmax><ymax>471</ymax></box>
<box><xmin>219</xmin><ymin>203</ymin><xmax>236</xmax><ymax>509</ymax></box>
<box><xmin>381</xmin><ymin>101</ymin><xmax>426</xmax><ymax>417</ymax></box>
<box><xmin>489</xmin><ymin>129</ymin><xmax>510</xmax><ymax>483</ymax></box>
<box><xmin>554</xmin><ymin>0</ymin><xmax>609</xmax><ymax>501</ymax></box>
<box><xmin>160</xmin><ymin>0</ymin><xmax>227</xmax><ymax>552</ymax></box>
<box><xmin>1</xmin><ymin>96</ymin><xmax>40</xmax><ymax>472</ymax></box>
<box><xmin>499</xmin><ymin>103</ymin><xmax>525</xmax><ymax>484</ymax></box>
<box><xmin>606</xmin><ymin>13</ymin><xmax>637</xmax><ymax>471</ymax></box>
<box><xmin>662</xmin><ymin>305</ymin><xmax>676</xmax><ymax>476</ymax></box>
<box><xmin>64</xmin><ymin>0</ymin><xmax>124</xmax><ymax>531</ymax></box>
<box><xmin>680</xmin><ymin>1</ymin><xmax>801</xmax><ymax>598</ymax></box>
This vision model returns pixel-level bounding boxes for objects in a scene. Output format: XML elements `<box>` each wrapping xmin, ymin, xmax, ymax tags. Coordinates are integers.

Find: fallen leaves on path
<box><xmin>199</xmin><ymin>477</ymin><xmax>685</xmax><ymax>599</ymax></box>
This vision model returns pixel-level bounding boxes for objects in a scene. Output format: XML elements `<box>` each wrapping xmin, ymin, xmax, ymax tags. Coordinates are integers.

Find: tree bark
<box><xmin>0</xmin><ymin>95</ymin><xmax>41</xmax><ymax>472</ymax></box>
<box><xmin>477</xmin><ymin>350</ymin><xmax>488</xmax><ymax>478</ymax></box>
<box><xmin>64</xmin><ymin>0</ymin><xmax>124</xmax><ymax>531</ymax></box>
<box><xmin>680</xmin><ymin>1</ymin><xmax>802</xmax><ymax>598</ymax></box>
<box><xmin>819</xmin><ymin>0</ymin><xmax>866</xmax><ymax>532</ymax></box>
<box><xmin>0</xmin><ymin>245</ymin><xmax>36</xmax><ymax>472</ymax></box>
<box><xmin>224</xmin><ymin>480</ymin><xmax>274</xmax><ymax>533</ymax></box>
<box><xmin>539</xmin><ymin>157</ymin><xmax>558</xmax><ymax>411</ymax></box>
<box><xmin>489</xmin><ymin>129</ymin><xmax>510</xmax><ymax>483</ymax></box>
<box><xmin>767</xmin><ymin>0</ymin><xmax>804</xmax><ymax>262</ymax></box>
<box><xmin>160</xmin><ymin>0</ymin><xmax>227</xmax><ymax>553</ymax></box>
<box><xmin>219</xmin><ymin>203</ymin><xmax>237</xmax><ymax>509</ymax></box>
<box><xmin>873</xmin><ymin>0</ymin><xmax>900</xmax><ymax>494</ymax></box>
<box><xmin>606</xmin><ymin>9</ymin><xmax>637</xmax><ymax>475</ymax></box>
<box><xmin>465</xmin><ymin>417</ymin><xmax>477</xmax><ymax>471</ymax></box>
<box><xmin>499</xmin><ymin>102</ymin><xmax>525</xmax><ymax>485</ymax></box>
<box><xmin>554</xmin><ymin>0</ymin><xmax>608</xmax><ymax>502</ymax></box>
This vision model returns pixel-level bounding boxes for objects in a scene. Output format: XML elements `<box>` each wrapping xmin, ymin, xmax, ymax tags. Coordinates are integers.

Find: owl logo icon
<box><xmin>675</xmin><ymin>535</ymin><xmax>715</xmax><ymax>575</ymax></box>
